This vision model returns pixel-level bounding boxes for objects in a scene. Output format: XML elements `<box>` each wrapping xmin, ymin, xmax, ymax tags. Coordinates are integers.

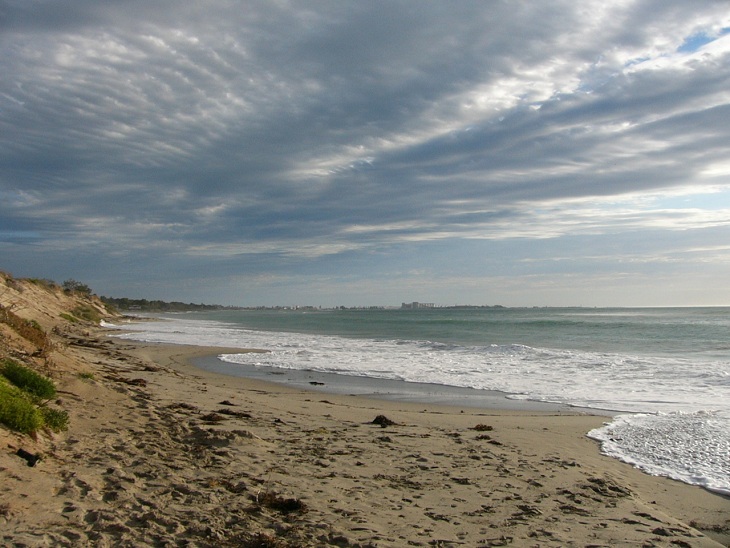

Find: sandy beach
<box><xmin>2</xmin><ymin>316</ymin><xmax>728</xmax><ymax>546</ymax></box>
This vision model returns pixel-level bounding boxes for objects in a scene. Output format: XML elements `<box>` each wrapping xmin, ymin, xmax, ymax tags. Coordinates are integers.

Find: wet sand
<box><xmin>191</xmin><ymin>352</ymin><xmax>616</xmax><ymax>413</ymax></box>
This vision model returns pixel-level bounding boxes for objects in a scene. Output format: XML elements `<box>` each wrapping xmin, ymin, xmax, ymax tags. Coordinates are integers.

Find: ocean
<box><xmin>107</xmin><ymin>306</ymin><xmax>730</xmax><ymax>496</ymax></box>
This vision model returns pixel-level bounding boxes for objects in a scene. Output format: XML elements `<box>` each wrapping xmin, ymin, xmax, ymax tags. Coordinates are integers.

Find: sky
<box><xmin>2</xmin><ymin>1</ymin><xmax>730</xmax><ymax>307</ymax></box>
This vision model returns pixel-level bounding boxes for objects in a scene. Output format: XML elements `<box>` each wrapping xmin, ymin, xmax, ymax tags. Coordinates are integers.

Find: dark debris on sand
<box><xmin>370</xmin><ymin>415</ymin><xmax>396</xmax><ymax>428</ymax></box>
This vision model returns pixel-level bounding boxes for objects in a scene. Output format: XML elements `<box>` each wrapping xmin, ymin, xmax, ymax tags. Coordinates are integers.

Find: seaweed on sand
<box><xmin>249</xmin><ymin>491</ymin><xmax>308</xmax><ymax>515</ymax></box>
<box><xmin>371</xmin><ymin>414</ymin><xmax>396</xmax><ymax>427</ymax></box>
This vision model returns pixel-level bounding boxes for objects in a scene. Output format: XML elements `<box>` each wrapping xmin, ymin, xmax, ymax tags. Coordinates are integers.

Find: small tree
<box><xmin>62</xmin><ymin>279</ymin><xmax>92</xmax><ymax>295</ymax></box>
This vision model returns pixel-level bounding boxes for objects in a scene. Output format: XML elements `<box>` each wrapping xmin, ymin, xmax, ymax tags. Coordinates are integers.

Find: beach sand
<box><xmin>2</xmin><ymin>327</ymin><xmax>729</xmax><ymax>546</ymax></box>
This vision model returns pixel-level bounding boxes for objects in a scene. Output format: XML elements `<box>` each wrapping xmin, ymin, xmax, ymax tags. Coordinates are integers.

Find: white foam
<box><xmin>588</xmin><ymin>412</ymin><xmax>730</xmax><ymax>496</ymax></box>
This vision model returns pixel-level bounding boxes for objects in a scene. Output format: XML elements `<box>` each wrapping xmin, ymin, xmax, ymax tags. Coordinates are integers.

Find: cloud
<box><xmin>1</xmin><ymin>1</ymin><xmax>730</xmax><ymax>305</ymax></box>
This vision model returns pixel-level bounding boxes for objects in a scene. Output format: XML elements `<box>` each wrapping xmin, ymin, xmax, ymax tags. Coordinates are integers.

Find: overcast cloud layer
<box><xmin>2</xmin><ymin>1</ymin><xmax>730</xmax><ymax>306</ymax></box>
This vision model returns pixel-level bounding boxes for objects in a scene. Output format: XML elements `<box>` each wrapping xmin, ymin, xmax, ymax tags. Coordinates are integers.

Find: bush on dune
<box><xmin>71</xmin><ymin>305</ymin><xmax>101</xmax><ymax>324</ymax></box>
<box><xmin>0</xmin><ymin>379</ymin><xmax>44</xmax><ymax>434</ymax></box>
<box><xmin>0</xmin><ymin>359</ymin><xmax>68</xmax><ymax>434</ymax></box>
<box><xmin>39</xmin><ymin>406</ymin><xmax>69</xmax><ymax>432</ymax></box>
<box><xmin>1</xmin><ymin>359</ymin><xmax>57</xmax><ymax>401</ymax></box>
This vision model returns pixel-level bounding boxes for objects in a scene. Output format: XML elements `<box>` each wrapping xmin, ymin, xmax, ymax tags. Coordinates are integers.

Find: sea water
<box><xmin>107</xmin><ymin>307</ymin><xmax>730</xmax><ymax>496</ymax></box>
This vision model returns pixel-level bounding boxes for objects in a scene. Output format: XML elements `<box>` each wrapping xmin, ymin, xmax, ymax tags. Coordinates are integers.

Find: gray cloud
<box><xmin>2</xmin><ymin>1</ymin><xmax>730</xmax><ymax>305</ymax></box>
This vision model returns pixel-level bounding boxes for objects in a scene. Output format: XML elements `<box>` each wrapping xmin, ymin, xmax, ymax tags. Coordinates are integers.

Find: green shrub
<box><xmin>1</xmin><ymin>359</ymin><xmax>57</xmax><ymax>401</ymax></box>
<box><xmin>59</xmin><ymin>313</ymin><xmax>79</xmax><ymax>323</ymax></box>
<box><xmin>27</xmin><ymin>278</ymin><xmax>59</xmax><ymax>290</ymax></box>
<box><xmin>61</xmin><ymin>307</ymin><xmax>101</xmax><ymax>324</ymax></box>
<box><xmin>0</xmin><ymin>369</ymin><xmax>69</xmax><ymax>435</ymax></box>
<box><xmin>71</xmin><ymin>305</ymin><xmax>101</xmax><ymax>324</ymax></box>
<box><xmin>40</xmin><ymin>407</ymin><xmax>69</xmax><ymax>432</ymax></box>
<box><xmin>0</xmin><ymin>381</ymin><xmax>43</xmax><ymax>434</ymax></box>
<box><xmin>62</xmin><ymin>279</ymin><xmax>92</xmax><ymax>295</ymax></box>
<box><xmin>28</xmin><ymin>319</ymin><xmax>42</xmax><ymax>331</ymax></box>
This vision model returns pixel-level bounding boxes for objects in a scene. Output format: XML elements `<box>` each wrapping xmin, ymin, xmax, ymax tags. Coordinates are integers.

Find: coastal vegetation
<box><xmin>0</xmin><ymin>304</ymin><xmax>51</xmax><ymax>353</ymax></box>
<box><xmin>58</xmin><ymin>306</ymin><xmax>104</xmax><ymax>324</ymax></box>
<box><xmin>61</xmin><ymin>278</ymin><xmax>93</xmax><ymax>296</ymax></box>
<box><xmin>0</xmin><ymin>378</ymin><xmax>43</xmax><ymax>434</ymax></box>
<box><xmin>1</xmin><ymin>359</ymin><xmax>56</xmax><ymax>400</ymax></box>
<box><xmin>0</xmin><ymin>359</ymin><xmax>68</xmax><ymax>434</ymax></box>
<box><xmin>0</xmin><ymin>271</ymin><xmax>106</xmax><ymax>437</ymax></box>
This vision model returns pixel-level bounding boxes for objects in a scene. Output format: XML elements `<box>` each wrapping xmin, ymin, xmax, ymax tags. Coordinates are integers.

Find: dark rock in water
<box><xmin>371</xmin><ymin>415</ymin><xmax>396</xmax><ymax>427</ymax></box>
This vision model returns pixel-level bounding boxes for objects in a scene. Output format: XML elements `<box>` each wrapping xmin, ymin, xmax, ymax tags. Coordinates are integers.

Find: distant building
<box><xmin>401</xmin><ymin>301</ymin><xmax>435</xmax><ymax>309</ymax></box>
